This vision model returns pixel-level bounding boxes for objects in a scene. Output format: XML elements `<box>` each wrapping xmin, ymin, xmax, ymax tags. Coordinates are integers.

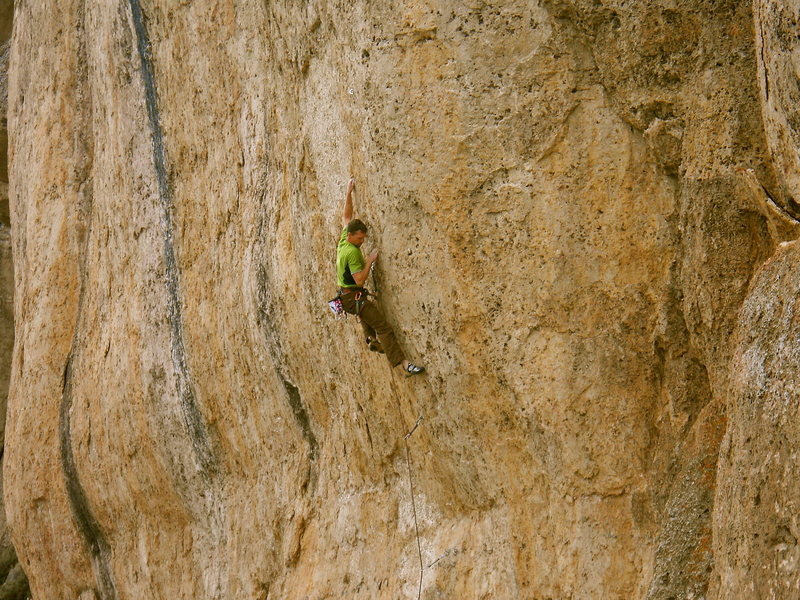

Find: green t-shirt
<box><xmin>337</xmin><ymin>226</ymin><xmax>365</xmax><ymax>288</ymax></box>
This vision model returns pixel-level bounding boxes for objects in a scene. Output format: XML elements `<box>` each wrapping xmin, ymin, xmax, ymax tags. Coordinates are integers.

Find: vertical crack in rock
<box><xmin>61</xmin><ymin>355</ymin><xmax>117</xmax><ymax>600</ymax></box>
<box><xmin>757</xmin><ymin>3</ymin><xmax>770</xmax><ymax>103</ymax></box>
<box><xmin>128</xmin><ymin>0</ymin><xmax>217</xmax><ymax>480</ymax></box>
<box><xmin>59</xmin><ymin>199</ymin><xmax>117</xmax><ymax>600</ymax></box>
<box><xmin>57</xmin><ymin>4</ymin><xmax>117</xmax><ymax>598</ymax></box>
<box><xmin>255</xmin><ymin>264</ymin><xmax>318</xmax><ymax>466</ymax></box>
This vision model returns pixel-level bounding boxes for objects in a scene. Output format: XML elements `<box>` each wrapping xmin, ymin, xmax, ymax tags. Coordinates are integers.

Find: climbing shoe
<box><xmin>366</xmin><ymin>337</ymin><xmax>384</xmax><ymax>354</ymax></box>
<box><xmin>405</xmin><ymin>362</ymin><xmax>425</xmax><ymax>376</ymax></box>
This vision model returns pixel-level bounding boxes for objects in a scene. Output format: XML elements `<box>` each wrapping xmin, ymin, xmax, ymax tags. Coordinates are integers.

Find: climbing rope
<box><xmin>374</xmin><ymin>262</ymin><xmax>425</xmax><ymax>598</ymax></box>
<box><xmin>390</xmin><ymin>377</ymin><xmax>425</xmax><ymax>600</ymax></box>
<box><xmin>404</xmin><ymin>419</ymin><xmax>424</xmax><ymax>600</ymax></box>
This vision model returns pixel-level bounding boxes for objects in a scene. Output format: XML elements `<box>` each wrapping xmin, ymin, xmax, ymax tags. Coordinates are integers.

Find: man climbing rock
<box><xmin>337</xmin><ymin>178</ymin><xmax>425</xmax><ymax>376</ymax></box>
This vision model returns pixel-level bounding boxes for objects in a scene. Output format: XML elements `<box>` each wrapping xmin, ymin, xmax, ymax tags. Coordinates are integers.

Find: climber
<box><xmin>336</xmin><ymin>178</ymin><xmax>425</xmax><ymax>376</ymax></box>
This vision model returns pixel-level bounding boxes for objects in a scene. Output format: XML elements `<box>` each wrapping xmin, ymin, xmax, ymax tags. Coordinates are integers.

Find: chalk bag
<box><xmin>328</xmin><ymin>296</ymin><xmax>345</xmax><ymax>317</ymax></box>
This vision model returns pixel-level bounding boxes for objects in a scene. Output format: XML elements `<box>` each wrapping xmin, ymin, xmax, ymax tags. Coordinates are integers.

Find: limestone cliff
<box><xmin>4</xmin><ymin>1</ymin><xmax>800</xmax><ymax>599</ymax></box>
<box><xmin>0</xmin><ymin>0</ymin><xmax>29</xmax><ymax>596</ymax></box>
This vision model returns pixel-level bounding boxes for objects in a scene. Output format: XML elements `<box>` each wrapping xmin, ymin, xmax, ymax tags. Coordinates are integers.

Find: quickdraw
<box><xmin>354</xmin><ymin>290</ymin><xmax>367</xmax><ymax>316</ymax></box>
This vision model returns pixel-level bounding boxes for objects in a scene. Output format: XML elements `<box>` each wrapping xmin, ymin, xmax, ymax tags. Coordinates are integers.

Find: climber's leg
<box><xmin>359</xmin><ymin>318</ymin><xmax>384</xmax><ymax>353</ymax></box>
<box><xmin>359</xmin><ymin>317</ymin><xmax>376</xmax><ymax>342</ymax></box>
<box><xmin>358</xmin><ymin>301</ymin><xmax>405</xmax><ymax>367</ymax></box>
<box><xmin>340</xmin><ymin>290</ymin><xmax>377</xmax><ymax>345</ymax></box>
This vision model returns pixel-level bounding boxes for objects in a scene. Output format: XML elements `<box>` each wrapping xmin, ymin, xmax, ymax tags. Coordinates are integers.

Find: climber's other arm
<box><xmin>342</xmin><ymin>178</ymin><xmax>355</xmax><ymax>227</ymax></box>
<box><xmin>352</xmin><ymin>250</ymin><xmax>378</xmax><ymax>287</ymax></box>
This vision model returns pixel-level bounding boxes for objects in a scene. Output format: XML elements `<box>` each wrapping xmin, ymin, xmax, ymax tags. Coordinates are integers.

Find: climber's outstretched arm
<box><xmin>342</xmin><ymin>178</ymin><xmax>355</xmax><ymax>227</ymax></box>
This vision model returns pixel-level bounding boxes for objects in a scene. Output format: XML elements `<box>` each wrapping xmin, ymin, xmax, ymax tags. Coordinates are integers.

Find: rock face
<box><xmin>0</xmin><ymin>0</ymin><xmax>29</xmax><ymax>597</ymax></box>
<box><xmin>4</xmin><ymin>1</ymin><xmax>800</xmax><ymax>599</ymax></box>
<box><xmin>712</xmin><ymin>1</ymin><xmax>800</xmax><ymax>597</ymax></box>
<box><xmin>713</xmin><ymin>241</ymin><xmax>800</xmax><ymax>599</ymax></box>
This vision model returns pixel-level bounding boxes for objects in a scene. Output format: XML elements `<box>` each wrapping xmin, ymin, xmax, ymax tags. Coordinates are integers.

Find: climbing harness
<box><xmin>329</xmin><ymin>260</ymin><xmax>377</xmax><ymax>318</ymax></box>
<box><xmin>327</xmin><ymin>288</ymin><xmax>370</xmax><ymax>318</ymax></box>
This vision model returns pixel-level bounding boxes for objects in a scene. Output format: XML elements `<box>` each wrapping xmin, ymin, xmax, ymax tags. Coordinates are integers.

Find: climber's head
<box><xmin>346</xmin><ymin>219</ymin><xmax>368</xmax><ymax>247</ymax></box>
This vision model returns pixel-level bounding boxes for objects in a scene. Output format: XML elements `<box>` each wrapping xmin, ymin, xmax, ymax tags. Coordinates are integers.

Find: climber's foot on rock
<box><xmin>366</xmin><ymin>337</ymin><xmax>384</xmax><ymax>354</ymax></box>
<box><xmin>402</xmin><ymin>360</ymin><xmax>425</xmax><ymax>376</ymax></box>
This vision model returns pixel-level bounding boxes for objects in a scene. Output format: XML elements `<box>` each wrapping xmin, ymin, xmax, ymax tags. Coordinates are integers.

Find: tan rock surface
<box><xmin>712</xmin><ymin>239</ymin><xmax>800</xmax><ymax>599</ymax></box>
<box><xmin>0</xmin><ymin>217</ymin><xmax>11</xmax><ymax>464</ymax></box>
<box><xmin>0</xmin><ymin>0</ymin><xmax>28</xmax><ymax>597</ymax></box>
<box><xmin>753</xmin><ymin>0</ymin><xmax>800</xmax><ymax>211</ymax></box>
<box><xmin>3</xmin><ymin>1</ymin><xmax>800</xmax><ymax>599</ymax></box>
<box><xmin>710</xmin><ymin>1</ymin><xmax>800</xmax><ymax>598</ymax></box>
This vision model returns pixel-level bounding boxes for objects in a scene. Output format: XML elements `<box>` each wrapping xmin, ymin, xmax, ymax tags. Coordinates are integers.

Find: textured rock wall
<box><xmin>713</xmin><ymin>241</ymin><xmax>800</xmax><ymax>599</ymax></box>
<box><xmin>0</xmin><ymin>0</ymin><xmax>13</xmax><ymax>454</ymax></box>
<box><xmin>0</xmin><ymin>0</ymin><xmax>29</xmax><ymax>597</ymax></box>
<box><xmin>712</xmin><ymin>1</ymin><xmax>800</xmax><ymax>597</ymax></box>
<box><xmin>4</xmin><ymin>1</ymin><xmax>800</xmax><ymax>599</ymax></box>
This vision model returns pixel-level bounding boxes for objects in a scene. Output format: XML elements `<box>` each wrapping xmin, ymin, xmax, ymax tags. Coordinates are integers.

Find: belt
<box><xmin>339</xmin><ymin>287</ymin><xmax>365</xmax><ymax>295</ymax></box>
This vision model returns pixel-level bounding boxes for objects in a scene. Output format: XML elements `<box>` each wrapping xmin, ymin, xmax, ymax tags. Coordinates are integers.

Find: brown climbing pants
<box><xmin>340</xmin><ymin>289</ymin><xmax>405</xmax><ymax>367</ymax></box>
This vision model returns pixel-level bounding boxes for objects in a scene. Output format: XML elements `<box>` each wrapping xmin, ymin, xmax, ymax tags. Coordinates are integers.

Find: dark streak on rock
<box><xmin>57</xmin><ymin>3</ymin><xmax>117</xmax><ymax>598</ymax></box>
<box><xmin>60</xmin><ymin>355</ymin><xmax>117</xmax><ymax>600</ymax></box>
<box><xmin>128</xmin><ymin>0</ymin><xmax>217</xmax><ymax>478</ymax></box>
<box><xmin>255</xmin><ymin>264</ymin><xmax>319</xmax><ymax>464</ymax></box>
<box><xmin>758</xmin><ymin>4</ymin><xmax>769</xmax><ymax>103</ymax></box>
<box><xmin>283</xmin><ymin>377</ymin><xmax>319</xmax><ymax>462</ymax></box>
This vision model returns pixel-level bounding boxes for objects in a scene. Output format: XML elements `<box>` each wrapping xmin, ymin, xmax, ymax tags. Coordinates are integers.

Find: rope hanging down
<box><xmin>390</xmin><ymin>377</ymin><xmax>425</xmax><ymax>600</ymax></box>
<box><xmin>404</xmin><ymin>417</ymin><xmax>424</xmax><ymax>600</ymax></box>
